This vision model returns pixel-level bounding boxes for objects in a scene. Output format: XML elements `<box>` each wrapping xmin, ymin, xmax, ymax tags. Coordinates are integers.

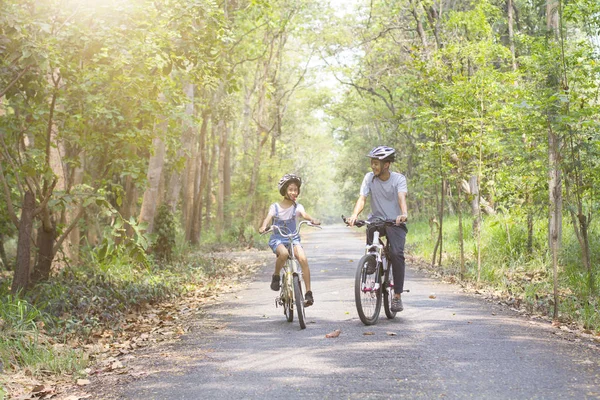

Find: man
<box><xmin>347</xmin><ymin>146</ymin><xmax>408</xmax><ymax>312</ymax></box>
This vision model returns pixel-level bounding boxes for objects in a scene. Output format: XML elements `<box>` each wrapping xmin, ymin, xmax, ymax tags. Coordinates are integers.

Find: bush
<box><xmin>153</xmin><ymin>204</ymin><xmax>176</xmax><ymax>262</ymax></box>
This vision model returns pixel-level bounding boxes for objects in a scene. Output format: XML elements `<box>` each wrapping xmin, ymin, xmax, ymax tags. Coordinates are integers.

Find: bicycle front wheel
<box><xmin>355</xmin><ymin>254</ymin><xmax>382</xmax><ymax>325</ymax></box>
<box><xmin>293</xmin><ymin>274</ymin><xmax>306</xmax><ymax>329</ymax></box>
<box><xmin>282</xmin><ymin>271</ymin><xmax>294</xmax><ymax>322</ymax></box>
<box><xmin>383</xmin><ymin>259</ymin><xmax>397</xmax><ymax>319</ymax></box>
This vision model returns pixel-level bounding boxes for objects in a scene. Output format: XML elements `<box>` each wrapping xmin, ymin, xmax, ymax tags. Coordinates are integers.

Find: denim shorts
<box><xmin>268</xmin><ymin>237</ymin><xmax>301</xmax><ymax>253</ymax></box>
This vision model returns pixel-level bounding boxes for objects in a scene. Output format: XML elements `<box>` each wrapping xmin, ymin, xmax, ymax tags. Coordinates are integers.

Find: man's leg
<box><xmin>386</xmin><ymin>225</ymin><xmax>407</xmax><ymax>296</ymax></box>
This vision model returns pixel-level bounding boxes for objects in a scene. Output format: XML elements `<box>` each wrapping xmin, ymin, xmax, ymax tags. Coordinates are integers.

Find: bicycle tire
<box><xmin>282</xmin><ymin>271</ymin><xmax>294</xmax><ymax>322</ymax></box>
<box><xmin>383</xmin><ymin>258</ymin><xmax>397</xmax><ymax>319</ymax></box>
<box><xmin>293</xmin><ymin>274</ymin><xmax>306</xmax><ymax>329</ymax></box>
<box><xmin>355</xmin><ymin>254</ymin><xmax>382</xmax><ymax>325</ymax></box>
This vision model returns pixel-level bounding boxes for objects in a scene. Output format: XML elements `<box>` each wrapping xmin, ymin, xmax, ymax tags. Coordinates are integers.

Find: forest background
<box><xmin>1</xmin><ymin>0</ymin><xmax>600</xmax><ymax>397</ymax></box>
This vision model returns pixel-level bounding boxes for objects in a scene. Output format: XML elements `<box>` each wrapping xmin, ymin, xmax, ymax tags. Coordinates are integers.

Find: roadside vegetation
<box><xmin>408</xmin><ymin>215</ymin><xmax>600</xmax><ymax>332</ymax></box>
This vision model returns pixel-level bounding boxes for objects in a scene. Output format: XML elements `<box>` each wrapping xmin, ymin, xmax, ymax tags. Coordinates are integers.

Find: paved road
<box><xmin>107</xmin><ymin>225</ymin><xmax>600</xmax><ymax>399</ymax></box>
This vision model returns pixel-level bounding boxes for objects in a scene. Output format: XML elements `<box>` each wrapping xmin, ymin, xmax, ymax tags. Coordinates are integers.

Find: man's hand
<box><xmin>310</xmin><ymin>219</ymin><xmax>321</xmax><ymax>225</ymax></box>
<box><xmin>396</xmin><ymin>214</ymin><xmax>408</xmax><ymax>225</ymax></box>
<box><xmin>347</xmin><ymin>215</ymin><xmax>358</xmax><ymax>227</ymax></box>
<box><xmin>259</xmin><ymin>226</ymin><xmax>266</xmax><ymax>234</ymax></box>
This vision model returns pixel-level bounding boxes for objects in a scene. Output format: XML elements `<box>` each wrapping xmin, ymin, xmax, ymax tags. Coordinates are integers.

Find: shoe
<box><xmin>304</xmin><ymin>291</ymin><xmax>314</xmax><ymax>307</ymax></box>
<box><xmin>365</xmin><ymin>259</ymin><xmax>377</xmax><ymax>274</ymax></box>
<box><xmin>391</xmin><ymin>296</ymin><xmax>403</xmax><ymax>312</ymax></box>
<box><xmin>270</xmin><ymin>274</ymin><xmax>280</xmax><ymax>291</ymax></box>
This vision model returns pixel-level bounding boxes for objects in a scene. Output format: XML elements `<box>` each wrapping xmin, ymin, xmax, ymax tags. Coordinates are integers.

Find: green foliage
<box><xmin>153</xmin><ymin>204</ymin><xmax>176</xmax><ymax>262</ymax></box>
<box><xmin>409</xmin><ymin>212</ymin><xmax>600</xmax><ymax>329</ymax></box>
<box><xmin>0</xmin><ymin>295</ymin><xmax>88</xmax><ymax>376</ymax></box>
<box><xmin>92</xmin><ymin>215</ymin><xmax>153</xmax><ymax>269</ymax></box>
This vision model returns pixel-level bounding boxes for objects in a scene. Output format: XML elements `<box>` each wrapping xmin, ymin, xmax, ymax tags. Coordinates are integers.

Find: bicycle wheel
<box><xmin>282</xmin><ymin>271</ymin><xmax>293</xmax><ymax>322</ymax></box>
<box><xmin>293</xmin><ymin>274</ymin><xmax>306</xmax><ymax>329</ymax></box>
<box><xmin>355</xmin><ymin>254</ymin><xmax>382</xmax><ymax>325</ymax></box>
<box><xmin>383</xmin><ymin>258</ymin><xmax>397</xmax><ymax>319</ymax></box>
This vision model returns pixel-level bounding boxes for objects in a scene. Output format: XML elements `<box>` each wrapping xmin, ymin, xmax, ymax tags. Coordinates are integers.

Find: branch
<box><xmin>52</xmin><ymin>206</ymin><xmax>84</xmax><ymax>255</ymax></box>
<box><xmin>0</xmin><ymin>65</ymin><xmax>31</xmax><ymax>98</ymax></box>
<box><xmin>34</xmin><ymin>178</ymin><xmax>57</xmax><ymax>216</ymax></box>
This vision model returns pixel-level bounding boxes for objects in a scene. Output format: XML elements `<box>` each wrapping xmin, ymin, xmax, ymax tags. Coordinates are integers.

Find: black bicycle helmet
<box><xmin>367</xmin><ymin>146</ymin><xmax>396</xmax><ymax>162</ymax></box>
<box><xmin>278</xmin><ymin>174</ymin><xmax>302</xmax><ymax>196</ymax></box>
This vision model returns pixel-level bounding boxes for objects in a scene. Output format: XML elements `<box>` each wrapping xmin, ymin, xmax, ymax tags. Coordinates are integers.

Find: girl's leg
<box><xmin>294</xmin><ymin>245</ymin><xmax>311</xmax><ymax>293</ymax></box>
<box><xmin>275</xmin><ymin>244</ymin><xmax>289</xmax><ymax>276</ymax></box>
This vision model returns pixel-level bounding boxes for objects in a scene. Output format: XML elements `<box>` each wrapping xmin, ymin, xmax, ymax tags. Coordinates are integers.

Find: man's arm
<box><xmin>396</xmin><ymin>191</ymin><xmax>408</xmax><ymax>224</ymax></box>
<box><xmin>348</xmin><ymin>195</ymin><xmax>366</xmax><ymax>226</ymax></box>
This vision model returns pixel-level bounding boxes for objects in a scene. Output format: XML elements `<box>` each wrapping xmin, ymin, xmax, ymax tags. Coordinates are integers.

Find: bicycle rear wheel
<box><xmin>383</xmin><ymin>259</ymin><xmax>397</xmax><ymax>319</ymax></box>
<box><xmin>355</xmin><ymin>254</ymin><xmax>382</xmax><ymax>325</ymax></box>
<box><xmin>293</xmin><ymin>274</ymin><xmax>306</xmax><ymax>329</ymax></box>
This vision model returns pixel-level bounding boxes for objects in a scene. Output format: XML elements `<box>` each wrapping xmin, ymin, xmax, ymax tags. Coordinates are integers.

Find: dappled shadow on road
<box><xmin>113</xmin><ymin>225</ymin><xmax>600</xmax><ymax>399</ymax></box>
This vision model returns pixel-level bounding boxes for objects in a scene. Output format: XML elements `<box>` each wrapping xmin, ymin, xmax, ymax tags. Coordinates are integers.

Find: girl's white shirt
<box><xmin>268</xmin><ymin>203</ymin><xmax>306</xmax><ymax>221</ymax></box>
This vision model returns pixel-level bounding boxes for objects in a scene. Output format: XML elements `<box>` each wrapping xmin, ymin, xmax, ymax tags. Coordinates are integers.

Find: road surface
<box><xmin>92</xmin><ymin>224</ymin><xmax>600</xmax><ymax>399</ymax></box>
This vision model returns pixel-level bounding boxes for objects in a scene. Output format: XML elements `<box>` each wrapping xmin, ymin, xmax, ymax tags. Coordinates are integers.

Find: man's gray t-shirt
<box><xmin>359</xmin><ymin>171</ymin><xmax>407</xmax><ymax>221</ymax></box>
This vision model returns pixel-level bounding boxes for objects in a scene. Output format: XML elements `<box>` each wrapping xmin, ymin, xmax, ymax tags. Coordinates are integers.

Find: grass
<box><xmin>408</xmin><ymin>212</ymin><xmax>600</xmax><ymax>331</ymax></box>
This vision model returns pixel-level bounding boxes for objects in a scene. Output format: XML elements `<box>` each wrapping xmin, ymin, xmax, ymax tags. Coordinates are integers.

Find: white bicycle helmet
<box><xmin>367</xmin><ymin>146</ymin><xmax>396</xmax><ymax>162</ymax></box>
<box><xmin>278</xmin><ymin>174</ymin><xmax>302</xmax><ymax>196</ymax></box>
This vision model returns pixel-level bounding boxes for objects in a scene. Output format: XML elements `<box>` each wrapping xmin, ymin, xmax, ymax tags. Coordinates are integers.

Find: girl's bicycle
<box><xmin>343</xmin><ymin>215</ymin><xmax>408</xmax><ymax>325</ymax></box>
<box><xmin>262</xmin><ymin>220</ymin><xmax>321</xmax><ymax>329</ymax></box>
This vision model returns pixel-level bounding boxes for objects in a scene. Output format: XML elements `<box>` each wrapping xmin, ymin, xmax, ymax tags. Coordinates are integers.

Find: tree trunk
<box><xmin>139</xmin><ymin>109</ymin><xmax>167</xmax><ymax>235</ymax></box>
<box><xmin>11</xmin><ymin>191</ymin><xmax>35</xmax><ymax>294</ymax></box>
<box><xmin>457</xmin><ymin>181</ymin><xmax>465</xmax><ymax>279</ymax></box>
<box><xmin>167</xmin><ymin>82</ymin><xmax>195</xmax><ymax>212</ymax></box>
<box><xmin>216</xmin><ymin>120</ymin><xmax>227</xmax><ymax>239</ymax></box>
<box><xmin>31</xmin><ymin>215</ymin><xmax>56</xmax><ymax>283</ymax></box>
<box><xmin>190</xmin><ymin>112</ymin><xmax>211</xmax><ymax>244</ymax></box>
<box><xmin>0</xmin><ymin>234</ymin><xmax>9</xmax><ymax>270</ymax></box>
<box><xmin>507</xmin><ymin>0</ymin><xmax>517</xmax><ymax>72</ymax></box>
<box><xmin>121</xmin><ymin>172</ymin><xmax>138</xmax><ymax>238</ymax></box>
<box><xmin>548</xmin><ymin>124</ymin><xmax>562</xmax><ymax>319</ymax></box>
<box><xmin>546</xmin><ymin>0</ymin><xmax>561</xmax><ymax>319</ymax></box>
<box><xmin>526</xmin><ymin>190</ymin><xmax>534</xmax><ymax>255</ymax></box>
<box><xmin>204</xmin><ymin>125</ymin><xmax>217</xmax><ymax>232</ymax></box>
<box><xmin>224</xmin><ymin>137</ymin><xmax>232</xmax><ymax>230</ymax></box>
<box><xmin>469</xmin><ymin>175</ymin><xmax>481</xmax><ymax>236</ymax></box>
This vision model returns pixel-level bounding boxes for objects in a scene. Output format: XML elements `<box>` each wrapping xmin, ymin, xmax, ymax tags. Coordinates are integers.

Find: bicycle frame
<box><xmin>362</xmin><ymin>224</ymin><xmax>391</xmax><ymax>293</ymax></box>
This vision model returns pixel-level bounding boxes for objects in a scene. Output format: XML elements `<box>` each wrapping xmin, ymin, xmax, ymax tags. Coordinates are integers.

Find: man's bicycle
<box><xmin>262</xmin><ymin>220</ymin><xmax>321</xmax><ymax>329</ymax></box>
<box><xmin>343</xmin><ymin>215</ymin><xmax>408</xmax><ymax>325</ymax></box>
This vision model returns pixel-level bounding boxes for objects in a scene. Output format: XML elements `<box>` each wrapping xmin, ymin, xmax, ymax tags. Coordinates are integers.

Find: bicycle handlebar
<box><xmin>261</xmin><ymin>220</ymin><xmax>322</xmax><ymax>238</ymax></box>
<box><xmin>341</xmin><ymin>215</ymin><xmax>405</xmax><ymax>228</ymax></box>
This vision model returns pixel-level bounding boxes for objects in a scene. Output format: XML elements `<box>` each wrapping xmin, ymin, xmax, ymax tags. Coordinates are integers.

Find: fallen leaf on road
<box><xmin>76</xmin><ymin>379</ymin><xmax>91</xmax><ymax>386</ymax></box>
<box><xmin>363</xmin><ymin>332</ymin><xmax>375</xmax><ymax>335</ymax></box>
<box><xmin>429</xmin><ymin>293</ymin><xmax>436</xmax><ymax>299</ymax></box>
<box><xmin>386</xmin><ymin>332</ymin><xmax>397</xmax><ymax>336</ymax></box>
<box><xmin>325</xmin><ymin>329</ymin><xmax>341</xmax><ymax>338</ymax></box>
